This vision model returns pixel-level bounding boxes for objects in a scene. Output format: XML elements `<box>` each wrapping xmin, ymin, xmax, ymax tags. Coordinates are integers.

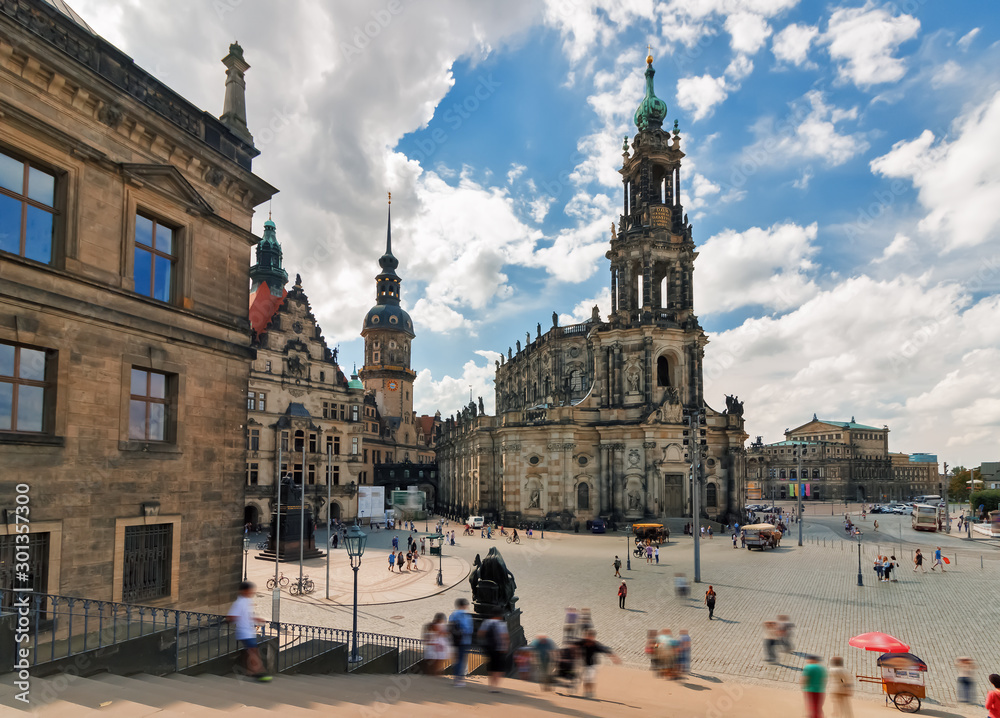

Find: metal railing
<box><xmin>0</xmin><ymin>589</ymin><xmax>435</xmax><ymax>675</ymax></box>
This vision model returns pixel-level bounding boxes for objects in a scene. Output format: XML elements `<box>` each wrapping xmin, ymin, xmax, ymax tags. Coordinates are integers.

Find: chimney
<box><xmin>220</xmin><ymin>41</ymin><xmax>254</xmax><ymax>145</ymax></box>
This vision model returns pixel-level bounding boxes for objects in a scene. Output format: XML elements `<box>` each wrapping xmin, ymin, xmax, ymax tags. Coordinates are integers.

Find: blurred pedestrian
<box><xmin>479</xmin><ymin>607</ymin><xmax>509</xmax><ymax>692</ymax></box>
<box><xmin>613</xmin><ymin>556</ymin><xmax>622</xmax><ymax>577</ymax></box>
<box><xmin>530</xmin><ymin>633</ymin><xmax>557</xmax><ymax>690</ymax></box>
<box><xmin>777</xmin><ymin>615</ymin><xmax>794</xmax><ymax>652</ymax></box>
<box><xmin>645</xmin><ymin>630</ymin><xmax>659</xmax><ymax>673</ymax></box>
<box><xmin>576</xmin><ymin>629</ymin><xmax>621</xmax><ymax>698</ymax></box>
<box><xmin>618</xmin><ymin>581</ymin><xmax>628</xmax><ymax>609</ymax></box>
<box><xmin>801</xmin><ymin>655</ymin><xmax>827</xmax><ymax>718</ymax></box>
<box><xmin>955</xmin><ymin>657</ymin><xmax>977</xmax><ymax>704</ymax></box>
<box><xmin>655</xmin><ymin>629</ymin><xmax>677</xmax><ymax>679</ymax></box>
<box><xmin>763</xmin><ymin>621</ymin><xmax>780</xmax><ymax>663</ymax></box>
<box><xmin>704</xmin><ymin>585</ymin><xmax>717</xmax><ymax>619</ymax></box>
<box><xmin>423</xmin><ymin>612</ymin><xmax>451</xmax><ymax>676</ymax></box>
<box><xmin>448</xmin><ymin>598</ymin><xmax>473</xmax><ymax>686</ymax></box>
<box><xmin>678</xmin><ymin>630</ymin><xmax>691</xmax><ymax>674</ymax></box>
<box><xmin>563</xmin><ymin>607</ymin><xmax>578</xmax><ymax>642</ymax></box>
<box><xmin>829</xmin><ymin>656</ymin><xmax>853</xmax><ymax>718</ymax></box>
<box><xmin>226</xmin><ymin>581</ymin><xmax>271</xmax><ymax>682</ymax></box>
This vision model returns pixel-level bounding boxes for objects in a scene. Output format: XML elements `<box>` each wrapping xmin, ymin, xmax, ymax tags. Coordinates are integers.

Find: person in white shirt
<box><xmin>227</xmin><ymin>581</ymin><xmax>271</xmax><ymax>681</ymax></box>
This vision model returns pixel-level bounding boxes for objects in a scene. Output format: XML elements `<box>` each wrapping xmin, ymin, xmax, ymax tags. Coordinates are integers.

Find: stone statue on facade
<box><xmin>628</xmin><ymin>490</ymin><xmax>642</xmax><ymax>511</ymax></box>
<box><xmin>627</xmin><ymin>369</ymin><xmax>640</xmax><ymax>393</ymax></box>
<box><xmin>536</xmin><ymin>323</ymin><xmax>541</xmax><ymax>339</ymax></box>
<box><xmin>528</xmin><ymin>490</ymin><xmax>540</xmax><ymax>509</ymax></box>
<box><xmin>331</xmin><ymin>347</ymin><xmax>338</xmax><ymax>364</ymax></box>
<box><xmin>516</xmin><ymin>340</ymin><xmax>521</xmax><ymax>353</ymax></box>
<box><xmin>725</xmin><ymin>394</ymin><xmax>744</xmax><ymax>416</ymax></box>
<box><xmin>552</xmin><ymin>311</ymin><xmax>558</xmax><ymax>328</ymax></box>
<box><xmin>478</xmin><ymin>396</ymin><xmax>485</xmax><ymax>415</ymax></box>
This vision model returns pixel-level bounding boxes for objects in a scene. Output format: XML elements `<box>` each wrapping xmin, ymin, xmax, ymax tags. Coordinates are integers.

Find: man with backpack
<box><xmin>447</xmin><ymin>598</ymin><xmax>473</xmax><ymax>687</ymax></box>
<box><xmin>613</xmin><ymin>556</ymin><xmax>622</xmax><ymax>577</ymax></box>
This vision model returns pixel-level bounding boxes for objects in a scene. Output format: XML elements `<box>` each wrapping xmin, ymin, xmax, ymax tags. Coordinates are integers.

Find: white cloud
<box><xmin>744</xmin><ymin>90</ymin><xmax>867</xmax><ymax>167</ymax></box>
<box><xmin>414</xmin><ymin>350</ymin><xmax>500</xmax><ymax>417</ymax></box>
<box><xmin>559</xmin><ymin>286</ymin><xmax>612</xmax><ymax>326</ymax></box>
<box><xmin>872</xmin><ymin>233</ymin><xmax>911</xmax><ymax>263</ymax></box>
<box><xmin>870</xmin><ymin>91</ymin><xmax>1000</xmax><ymax>251</ymax></box>
<box><xmin>929</xmin><ymin>60</ymin><xmax>962</xmax><ymax>89</ymax></box>
<box><xmin>792</xmin><ymin>168</ymin><xmax>813</xmax><ymax>189</ymax></box>
<box><xmin>695</xmin><ymin>222</ymin><xmax>820</xmax><ymax>315</ymax></box>
<box><xmin>676</xmin><ymin>73</ymin><xmax>729</xmax><ymax>121</ymax></box>
<box><xmin>529</xmin><ymin>196</ymin><xmax>554</xmax><ymax>223</ymax></box>
<box><xmin>957</xmin><ymin>28</ymin><xmax>979</xmax><ymax>50</ymax></box>
<box><xmin>772</xmin><ymin>23</ymin><xmax>818</xmax><ymax>66</ymax></box>
<box><xmin>506</xmin><ymin>163</ymin><xmax>527</xmax><ymax>184</ymax></box>
<box><xmin>704</xmin><ymin>276</ymin><xmax>1000</xmax><ymax>465</ymax></box>
<box><xmin>725</xmin><ymin>12</ymin><xmax>772</xmax><ymax>54</ymax></box>
<box><xmin>823</xmin><ymin>2</ymin><xmax>920</xmax><ymax>88</ymax></box>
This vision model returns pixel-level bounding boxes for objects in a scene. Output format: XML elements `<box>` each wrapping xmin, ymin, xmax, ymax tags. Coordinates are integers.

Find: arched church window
<box><xmin>706</xmin><ymin>483</ymin><xmax>717</xmax><ymax>508</ymax></box>
<box><xmin>577</xmin><ymin>482</ymin><xmax>590</xmax><ymax>510</ymax></box>
<box><xmin>779</xmin><ymin>469</ymin><xmax>786</xmax><ymax>479</ymax></box>
<box><xmin>660</xmin><ymin>276</ymin><xmax>668</xmax><ymax>308</ymax></box>
<box><xmin>570</xmin><ymin>370</ymin><xmax>585</xmax><ymax>392</ymax></box>
<box><xmin>657</xmin><ymin>356</ymin><xmax>670</xmax><ymax>387</ymax></box>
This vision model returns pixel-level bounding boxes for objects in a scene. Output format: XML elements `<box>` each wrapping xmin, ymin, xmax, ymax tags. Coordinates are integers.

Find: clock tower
<box><xmin>360</xmin><ymin>194</ymin><xmax>416</xmax><ymax>439</ymax></box>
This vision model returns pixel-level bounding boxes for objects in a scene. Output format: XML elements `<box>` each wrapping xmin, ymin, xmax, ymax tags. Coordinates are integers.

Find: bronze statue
<box><xmin>469</xmin><ymin>547</ymin><xmax>518</xmax><ymax>614</ymax></box>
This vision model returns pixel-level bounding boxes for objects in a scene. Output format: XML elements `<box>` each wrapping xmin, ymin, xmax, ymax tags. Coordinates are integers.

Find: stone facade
<box><xmin>437</xmin><ymin>58</ymin><xmax>748</xmax><ymax>526</ymax></box>
<box><xmin>0</xmin><ymin>1</ymin><xmax>276</xmax><ymax>608</ymax></box>
<box><xmin>746</xmin><ymin>417</ymin><xmax>939</xmax><ymax>503</ymax></box>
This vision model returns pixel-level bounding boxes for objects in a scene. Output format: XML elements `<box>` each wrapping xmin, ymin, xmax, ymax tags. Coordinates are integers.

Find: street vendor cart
<box><xmin>850</xmin><ymin>633</ymin><xmax>927</xmax><ymax>713</ymax></box>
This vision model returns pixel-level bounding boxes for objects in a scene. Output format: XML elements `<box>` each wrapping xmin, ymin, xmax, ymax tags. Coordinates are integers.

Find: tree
<box><xmin>950</xmin><ymin>466</ymin><xmax>979</xmax><ymax>504</ymax></box>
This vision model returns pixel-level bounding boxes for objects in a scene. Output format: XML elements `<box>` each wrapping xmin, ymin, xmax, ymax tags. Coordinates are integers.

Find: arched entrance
<box><xmin>330</xmin><ymin>502</ymin><xmax>342</xmax><ymax>522</ymax></box>
<box><xmin>243</xmin><ymin>505</ymin><xmax>259</xmax><ymax>529</ymax></box>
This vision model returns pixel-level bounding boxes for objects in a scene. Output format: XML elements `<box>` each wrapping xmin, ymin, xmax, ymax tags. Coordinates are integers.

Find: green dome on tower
<box><xmin>633</xmin><ymin>54</ymin><xmax>668</xmax><ymax>131</ymax></box>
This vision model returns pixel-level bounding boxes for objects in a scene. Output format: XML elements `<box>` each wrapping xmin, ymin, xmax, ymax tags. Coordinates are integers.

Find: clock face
<box><xmin>387</xmin><ymin>380</ymin><xmax>399</xmax><ymax>391</ymax></box>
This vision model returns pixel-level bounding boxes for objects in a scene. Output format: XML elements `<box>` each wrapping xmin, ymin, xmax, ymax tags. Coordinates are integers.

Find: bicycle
<box><xmin>289</xmin><ymin>576</ymin><xmax>315</xmax><ymax>596</ymax></box>
<box><xmin>506</xmin><ymin>535</ymin><xmax>520</xmax><ymax>545</ymax></box>
<box><xmin>266</xmin><ymin>573</ymin><xmax>290</xmax><ymax>590</ymax></box>
<box><xmin>256</xmin><ymin>541</ymin><xmax>269</xmax><ymax>550</ymax></box>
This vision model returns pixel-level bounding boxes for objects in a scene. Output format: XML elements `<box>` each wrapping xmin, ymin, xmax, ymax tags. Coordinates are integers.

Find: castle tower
<box><xmin>249</xmin><ymin>215</ymin><xmax>289</xmax><ymax>296</ymax></box>
<box><xmin>360</xmin><ymin>194</ymin><xmax>416</xmax><ymax>434</ymax></box>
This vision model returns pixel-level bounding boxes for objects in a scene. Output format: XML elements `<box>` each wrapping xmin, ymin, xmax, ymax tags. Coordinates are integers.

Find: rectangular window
<box><xmin>246</xmin><ymin>462</ymin><xmax>259</xmax><ymax>485</ymax></box>
<box><xmin>0</xmin><ymin>341</ymin><xmax>53</xmax><ymax>433</ymax></box>
<box><xmin>333</xmin><ymin>465</ymin><xmax>340</xmax><ymax>485</ymax></box>
<box><xmin>247</xmin><ymin>391</ymin><xmax>256</xmax><ymax>410</ymax></box>
<box><xmin>373</xmin><ymin>351</ymin><xmax>380</xmax><ymax>363</ymax></box>
<box><xmin>334</xmin><ymin>436</ymin><xmax>341</xmax><ymax>456</ymax></box>
<box><xmin>133</xmin><ymin>213</ymin><xmax>175</xmax><ymax>302</ymax></box>
<box><xmin>351</xmin><ymin>437</ymin><xmax>359</xmax><ymax>455</ymax></box>
<box><xmin>265</xmin><ymin>360</ymin><xmax>271</xmax><ymax>372</ymax></box>
<box><xmin>0</xmin><ymin>149</ymin><xmax>57</xmax><ymax>264</ymax></box>
<box><xmin>322</xmin><ymin>401</ymin><xmax>329</xmax><ymax>419</ymax></box>
<box><xmin>293</xmin><ymin>464</ymin><xmax>303</xmax><ymax>484</ymax></box>
<box><xmin>325</xmin><ymin>435</ymin><xmax>333</xmax><ymax>454</ymax></box>
<box><xmin>308</xmin><ymin>464</ymin><xmax>316</xmax><ymax>485</ymax></box>
<box><xmin>247</xmin><ymin>427</ymin><xmax>260</xmax><ymax>451</ymax></box>
<box><xmin>281</xmin><ymin>431</ymin><xmax>289</xmax><ymax>452</ymax></box>
<box><xmin>319</xmin><ymin>371</ymin><xmax>325</xmax><ymax>382</ymax></box>
<box><xmin>309</xmin><ymin>433</ymin><xmax>317</xmax><ymax>453</ymax></box>
<box><xmin>363</xmin><ymin>449</ymin><xmax>368</xmax><ymax>463</ymax></box>
<box><xmin>339</xmin><ymin>405</ymin><xmax>345</xmax><ymax>421</ymax></box>
<box><xmin>0</xmin><ymin>532</ymin><xmax>49</xmax><ymax>609</ymax></box>
<box><xmin>351</xmin><ymin>405</ymin><xmax>359</xmax><ymax>422</ymax></box>
<box><xmin>257</xmin><ymin>393</ymin><xmax>266</xmax><ymax>412</ymax></box>
<box><xmin>122</xmin><ymin>524</ymin><xmax>172</xmax><ymax>603</ymax></box>
<box><xmin>129</xmin><ymin>368</ymin><xmax>171</xmax><ymax>441</ymax></box>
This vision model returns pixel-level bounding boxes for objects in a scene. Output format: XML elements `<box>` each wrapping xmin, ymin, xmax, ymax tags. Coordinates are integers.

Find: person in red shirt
<box><xmin>986</xmin><ymin>674</ymin><xmax>1000</xmax><ymax>718</ymax></box>
<box><xmin>618</xmin><ymin>581</ymin><xmax>627</xmax><ymax>609</ymax></box>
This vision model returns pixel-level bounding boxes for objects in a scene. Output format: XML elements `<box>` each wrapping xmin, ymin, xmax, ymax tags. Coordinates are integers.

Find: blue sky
<box><xmin>75</xmin><ymin>0</ymin><xmax>1000</xmax><ymax>466</ymax></box>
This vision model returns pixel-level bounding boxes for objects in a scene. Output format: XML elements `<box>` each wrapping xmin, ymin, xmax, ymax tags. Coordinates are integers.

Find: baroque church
<box><xmin>437</xmin><ymin>54</ymin><xmax>748</xmax><ymax>526</ymax></box>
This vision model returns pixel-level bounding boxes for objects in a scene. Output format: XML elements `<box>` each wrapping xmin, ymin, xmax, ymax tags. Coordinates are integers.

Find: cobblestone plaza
<box><xmin>255</xmin><ymin>509</ymin><xmax>998</xmax><ymax>712</ymax></box>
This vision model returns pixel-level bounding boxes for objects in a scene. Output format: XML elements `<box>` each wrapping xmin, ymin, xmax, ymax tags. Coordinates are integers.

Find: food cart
<box><xmin>856</xmin><ymin>653</ymin><xmax>927</xmax><ymax>712</ymax></box>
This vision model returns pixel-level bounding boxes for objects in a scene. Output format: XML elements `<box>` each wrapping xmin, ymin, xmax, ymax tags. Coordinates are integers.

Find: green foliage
<box><xmin>949</xmin><ymin>470</ymin><xmax>973</xmax><ymax>502</ymax></box>
<box><xmin>970</xmin><ymin>489</ymin><xmax>1000</xmax><ymax>516</ymax></box>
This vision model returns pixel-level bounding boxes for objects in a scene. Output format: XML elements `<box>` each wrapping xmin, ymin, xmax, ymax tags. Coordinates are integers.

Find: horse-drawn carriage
<box><xmin>743</xmin><ymin>523</ymin><xmax>782</xmax><ymax>550</ymax></box>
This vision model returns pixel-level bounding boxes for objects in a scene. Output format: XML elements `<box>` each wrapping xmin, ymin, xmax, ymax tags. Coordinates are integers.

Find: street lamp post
<box><xmin>796</xmin><ymin>444</ymin><xmax>804</xmax><ymax>547</ymax></box>
<box><xmin>626</xmin><ymin>527</ymin><xmax>631</xmax><ymax>571</ymax></box>
<box><xmin>856</xmin><ymin>533</ymin><xmax>864</xmax><ymax>586</ymax></box>
<box><xmin>436</xmin><ymin>535</ymin><xmax>444</xmax><ymax>587</ymax></box>
<box><xmin>243</xmin><ymin>535</ymin><xmax>250</xmax><ymax>581</ymax></box>
<box><xmin>344</xmin><ymin>522</ymin><xmax>368</xmax><ymax>662</ymax></box>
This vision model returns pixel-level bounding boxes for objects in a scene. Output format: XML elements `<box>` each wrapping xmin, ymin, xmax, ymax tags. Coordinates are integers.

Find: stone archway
<box><xmin>243</xmin><ymin>505</ymin><xmax>259</xmax><ymax>528</ymax></box>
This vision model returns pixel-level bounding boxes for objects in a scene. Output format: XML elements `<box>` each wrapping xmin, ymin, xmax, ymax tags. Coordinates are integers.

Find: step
<box><xmin>89</xmin><ymin>672</ymin><xmax>235</xmax><ymax>711</ymax></box>
<box><xmin>3</xmin><ymin>674</ymin><xmax>168</xmax><ymax>717</ymax></box>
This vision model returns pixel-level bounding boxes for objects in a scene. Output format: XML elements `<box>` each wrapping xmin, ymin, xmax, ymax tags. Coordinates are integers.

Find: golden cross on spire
<box><xmin>646</xmin><ymin>43</ymin><xmax>653</xmax><ymax>65</ymax></box>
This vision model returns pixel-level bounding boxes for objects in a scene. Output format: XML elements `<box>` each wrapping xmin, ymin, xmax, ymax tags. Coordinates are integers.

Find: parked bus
<box><xmin>911</xmin><ymin>504</ymin><xmax>939</xmax><ymax>532</ymax></box>
<box><xmin>912</xmin><ymin>495</ymin><xmax>942</xmax><ymax>505</ymax></box>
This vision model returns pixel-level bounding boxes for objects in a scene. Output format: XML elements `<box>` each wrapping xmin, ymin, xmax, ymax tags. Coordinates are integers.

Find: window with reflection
<box><xmin>0</xmin><ymin>150</ymin><xmax>57</xmax><ymax>264</ymax></box>
<box><xmin>129</xmin><ymin>368</ymin><xmax>171</xmax><ymax>441</ymax></box>
<box><xmin>134</xmin><ymin>213</ymin><xmax>176</xmax><ymax>302</ymax></box>
<box><xmin>0</xmin><ymin>341</ymin><xmax>54</xmax><ymax>433</ymax></box>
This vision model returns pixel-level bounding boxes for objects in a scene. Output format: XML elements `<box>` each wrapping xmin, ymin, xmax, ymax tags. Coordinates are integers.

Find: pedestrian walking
<box><xmin>801</xmin><ymin>654</ymin><xmax>827</xmax><ymax>718</ymax></box>
<box><xmin>613</xmin><ymin>556</ymin><xmax>622</xmax><ymax>577</ymax></box>
<box><xmin>704</xmin><ymin>585</ymin><xmax>716</xmax><ymax>619</ymax></box>
<box><xmin>708</xmin><ymin>525</ymin><xmax>713</xmax><ymax>539</ymax></box>
<box><xmin>412</xmin><ymin>551</ymin><xmax>419</xmax><ymax>570</ymax></box>
<box><xmin>226</xmin><ymin>581</ymin><xmax>272</xmax><ymax>682</ymax></box>
<box><xmin>885</xmin><ymin>555</ymin><xmax>896</xmax><ymax>582</ymax></box>
<box><xmin>678</xmin><ymin>630</ymin><xmax>691</xmax><ymax>674</ymax></box>
<box><xmin>423</xmin><ymin>612</ymin><xmax>451</xmax><ymax>676</ymax></box>
<box><xmin>913</xmin><ymin>549</ymin><xmax>926</xmax><ymax>572</ymax></box>
<box><xmin>388</xmin><ymin>551</ymin><xmax>396</xmax><ymax>572</ymax></box>
<box><xmin>479</xmin><ymin>608</ymin><xmax>509</xmax><ymax>692</ymax></box>
<box><xmin>873</xmin><ymin>519</ymin><xmax>878</xmax><ymax>532</ymax></box>
<box><xmin>956</xmin><ymin>657</ymin><xmax>977</xmax><ymax>704</ymax></box>
<box><xmin>392</xmin><ymin>535</ymin><xmax>399</xmax><ymax>551</ymax></box>
<box><xmin>931</xmin><ymin>546</ymin><xmax>946</xmax><ymax>572</ymax></box>
<box><xmin>733</xmin><ymin>532</ymin><xmax>738</xmax><ymax>548</ymax></box>
<box><xmin>828</xmin><ymin>657</ymin><xmax>853</xmax><ymax>718</ymax></box>
<box><xmin>530</xmin><ymin>633</ymin><xmax>558</xmax><ymax>690</ymax></box>
<box><xmin>741</xmin><ymin>531</ymin><xmax>746</xmax><ymax>548</ymax></box>
<box><xmin>618</xmin><ymin>581</ymin><xmax>628</xmax><ymax>609</ymax></box>
<box><xmin>763</xmin><ymin>621</ymin><xmax>780</xmax><ymax>663</ymax></box>
<box><xmin>575</xmin><ymin>629</ymin><xmax>621</xmax><ymax>698</ymax></box>
<box><xmin>654</xmin><ymin>546</ymin><xmax>659</xmax><ymax>564</ymax></box>
<box><xmin>874</xmin><ymin>557</ymin><xmax>884</xmax><ymax>582</ymax></box>
<box><xmin>654</xmin><ymin>629</ymin><xmax>678</xmax><ymax>679</ymax></box>
<box><xmin>448</xmin><ymin>598</ymin><xmax>473</xmax><ymax>686</ymax></box>
<box><xmin>987</xmin><ymin>674</ymin><xmax>1000</xmax><ymax>718</ymax></box>
<box><xmin>405</xmin><ymin>550</ymin><xmax>413</xmax><ymax>571</ymax></box>
<box><xmin>777</xmin><ymin>615</ymin><xmax>794</xmax><ymax>652</ymax></box>
<box><xmin>646</xmin><ymin>544</ymin><xmax>653</xmax><ymax>563</ymax></box>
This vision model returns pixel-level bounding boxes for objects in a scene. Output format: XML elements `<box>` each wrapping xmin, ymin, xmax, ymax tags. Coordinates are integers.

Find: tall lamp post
<box><xmin>435</xmin><ymin>534</ymin><xmax>444</xmax><ymax>586</ymax></box>
<box><xmin>796</xmin><ymin>444</ymin><xmax>804</xmax><ymax>547</ymax></box>
<box><xmin>344</xmin><ymin>522</ymin><xmax>368</xmax><ymax>662</ymax></box>
<box><xmin>243</xmin><ymin>535</ymin><xmax>250</xmax><ymax>581</ymax></box>
<box><xmin>856</xmin><ymin>531</ymin><xmax>863</xmax><ymax>586</ymax></box>
<box><xmin>626</xmin><ymin>526</ymin><xmax>631</xmax><ymax>571</ymax></box>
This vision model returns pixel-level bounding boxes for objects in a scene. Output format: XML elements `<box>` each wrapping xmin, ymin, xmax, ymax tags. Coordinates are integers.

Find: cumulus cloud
<box><xmin>704</xmin><ymin>276</ymin><xmax>1000</xmax><ymax>464</ymax></box>
<box><xmin>695</xmin><ymin>222</ymin><xmax>820</xmax><ymax>315</ymax></box>
<box><xmin>744</xmin><ymin>90</ymin><xmax>867</xmax><ymax>167</ymax></box>
<box><xmin>823</xmin><ymin>2</ymin><xmax>920</xmax><ymax>88</ymax></box>
<box><xmin>725</xmin><ymin>12</ymin><xmax>772</xmax><ymax>55</ymax></box>
<box><xmin>772</xmin><ymin>23</ymin><xmax>818</xmax><ymax>66</ymax></box>
<box><xmin>558</xmin><ymin>287</ymin><xmax>612</xmax><ymax>326</ymax></box>
<box><xmin>957</xmin><ymin>27</ymin><xmax>979</xmax><ymax>50</ymax></box>
<box><xmin>872</xmin><ymin>234</ymin><xmax>911</xmax><ymax>264</ymax></box>
<box><xmin>414</xmin><ymin>350</ymin><xmax>500</xmax><ymax>417</ymax></box>
<box><xmin>676</xmin><ymin>73</ymin><xmax>730</xmax><ymax>121</ymax></box>
<box><xmin>870</xmin><ymin>91</ymin><xmax>1000</xmax><ymax>251</ymax></box>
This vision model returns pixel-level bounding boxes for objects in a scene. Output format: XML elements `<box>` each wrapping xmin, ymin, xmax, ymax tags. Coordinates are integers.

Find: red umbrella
<box><xmin>849</xmin><ymin>632</ymin><xmax>910</xmax><ymax>653</ymax></box>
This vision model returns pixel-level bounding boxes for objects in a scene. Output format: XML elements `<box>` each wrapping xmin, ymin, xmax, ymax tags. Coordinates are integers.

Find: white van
<box><xmin>466</xmin><ymin>516</ymin><xmax>484</xmax><ymax>529</ymax></box>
